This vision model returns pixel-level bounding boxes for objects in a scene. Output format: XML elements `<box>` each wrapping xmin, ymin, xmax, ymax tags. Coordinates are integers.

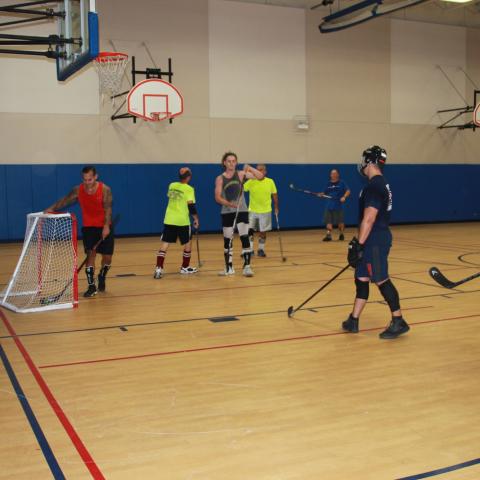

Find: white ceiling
<box><xmin>225</xmin><ymin>0</ymin><xmax>480</xmax><ymax>28</ymax></box>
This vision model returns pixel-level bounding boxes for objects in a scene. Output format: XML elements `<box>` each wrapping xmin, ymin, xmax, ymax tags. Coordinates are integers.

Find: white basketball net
<box><xmin>94</xmin><ymin>52</ymin><xmax>129</xmax><ymax>97</ymax></box>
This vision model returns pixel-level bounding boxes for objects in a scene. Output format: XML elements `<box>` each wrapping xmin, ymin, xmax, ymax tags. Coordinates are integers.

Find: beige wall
<box><xmin>0</xmin><ymin>0</ymin><xmax>479</xmax><ymax>165</ymax></box>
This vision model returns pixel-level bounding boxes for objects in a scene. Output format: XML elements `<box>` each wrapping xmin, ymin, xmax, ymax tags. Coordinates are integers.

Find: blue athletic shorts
<box><xmin>355</xmin><ymin>243</ymin><xmax>390</xmax><ymax>283</ymax></box>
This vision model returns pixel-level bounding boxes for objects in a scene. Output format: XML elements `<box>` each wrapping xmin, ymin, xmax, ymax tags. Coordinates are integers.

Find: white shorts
<box><xmin>249</xmin><ymin>212</ymin><xmax>272</xmax><ymax>232</ymax></box>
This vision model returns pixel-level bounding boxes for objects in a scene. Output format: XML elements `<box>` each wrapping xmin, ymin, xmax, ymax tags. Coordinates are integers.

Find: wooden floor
<box><xmin>1</xmin><ymin>223</ymin><xmax>479</xmax><ymax>480</ymax></box>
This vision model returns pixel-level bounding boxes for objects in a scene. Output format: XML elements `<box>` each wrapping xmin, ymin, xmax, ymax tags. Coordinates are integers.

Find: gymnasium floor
<box><xmin>1</xmin><ymin>222</ymin><xmax>479</xmax><ymax>479</ymax></box>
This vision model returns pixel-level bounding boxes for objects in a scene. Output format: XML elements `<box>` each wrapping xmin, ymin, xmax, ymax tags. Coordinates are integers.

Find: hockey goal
<box><xmin>0</xmin><ymin>212</ymin><xmax>78</xmax><ymax>313</ymax></box>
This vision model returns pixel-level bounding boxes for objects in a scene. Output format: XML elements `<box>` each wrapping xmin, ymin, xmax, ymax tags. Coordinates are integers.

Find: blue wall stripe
<box><xmin>397</xmin><ymin>457</ymin><xmax>480</xmax><ymax>479</ymax></box>
<box><xmin>1</xmin><ymin>163</ymin><xmax>479</xmax><ymax>240</ymax></box>
<box><xmin>0</xmin><ymin>343</ymin><xmax>65</xmax><ymax>479</ymax></box>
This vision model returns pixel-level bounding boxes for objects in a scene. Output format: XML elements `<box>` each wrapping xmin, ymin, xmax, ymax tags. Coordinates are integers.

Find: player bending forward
<box><xmin>215</xmin><ymin>152</ymin><xmax>264</xmax><ymax>276</ymax></box>
<box><xmin>46</xmin><ymin>165</ymin><xmax>114</xmax><ymax>298</ymax></box>
<box><xmin>343</xmin><ymin>146</ymin><xmax>410</xmax><ymax>339</ymax></box>
<box><xmin>154</xmin><ymin>167</ymin><xmax>199</xmax><ymax>278</ymax></box>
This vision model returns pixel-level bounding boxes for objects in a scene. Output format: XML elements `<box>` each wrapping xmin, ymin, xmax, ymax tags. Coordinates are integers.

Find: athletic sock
<box><xmin>242</xmin><ymin>249</ymin><xmax>252</xmax><ymax>266</ymax></box>
<box><xmin>99</xmin><ymin>264</ymin><xmax>111</xmax><ymax>278</ymax></box>
<box><xmin>156</xmin><ymin>250</ymin><xmax>166</xmax><ymax>268</ymax></box>
<box><xmin>258</xmin><ymin>238</ymin><xmax>266</xmax><ymax>252</ymax></box>
<box><xmin>224</xmin><ymin>248</ymin><xmax>233</xmax><ymax>270</ymax></box>
<box><xmin>85</xmin><ymin>266</ymin><xmax>95</xmax><ymax>286</ymax></box>
<box><xmin>182</xmin><ymin>250</ymin><xmax>191</xmax><ymax>268</ymax></box>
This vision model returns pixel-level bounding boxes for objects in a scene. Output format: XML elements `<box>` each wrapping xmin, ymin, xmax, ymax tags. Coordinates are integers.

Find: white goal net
<box><xmin>0</xmin><ymin>212</ymin><xmax>78</xmax><ymax>313</ymax></box>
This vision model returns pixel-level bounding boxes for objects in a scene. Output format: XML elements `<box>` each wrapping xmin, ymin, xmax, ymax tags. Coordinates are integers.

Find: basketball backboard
<box><xmin>56</xmin><ymin>0</ymin><xmax>99</xmax><ymax>81</ymax></box>
<box><xmin>127</xmin><ymin>79</ymin><xmax>184</xmax><ymax>121</ymax></box>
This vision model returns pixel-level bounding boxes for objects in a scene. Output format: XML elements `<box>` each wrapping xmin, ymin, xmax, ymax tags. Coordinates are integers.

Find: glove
<box><xmin>348</xmin><ymin>237</ymin><xmax>364</xmax><ymax>268</ymax></box>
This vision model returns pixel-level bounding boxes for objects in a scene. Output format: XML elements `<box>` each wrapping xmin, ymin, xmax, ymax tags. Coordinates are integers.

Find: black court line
<box><xmin>397</xmin><ymin>457</ymin><xmax>480</xmax><ymax>479</ymax></box>
<box><xmin>1</xmin><ymin>288</ymin><xmax>478</xmax><ymax>341</ymax></box>
<box><xmin>0</xmin><ymin>343</ymin><xmax>65</xmax><ymax>479</ymax></box>
<box><xmin>458</xmin><ymin>252</ymin><xmax>480</xmax><ymax>267</ymax></box>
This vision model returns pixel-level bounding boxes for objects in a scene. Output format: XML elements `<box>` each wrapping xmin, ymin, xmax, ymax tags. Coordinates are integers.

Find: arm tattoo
<box><xmin>103</xmin><ymin>186</ymin><xmax>113</xmax><ymax>224</ymax></box>
<box><xmin>49</xmin><ymin>187</ymin><xmax>79</xmax><ymax>211</ymax></box>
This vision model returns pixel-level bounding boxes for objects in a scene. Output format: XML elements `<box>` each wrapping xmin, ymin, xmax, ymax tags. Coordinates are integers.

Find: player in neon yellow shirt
<box><xmin>154</xmin><ymin>167</ymin><xmax>199</xmax><ymax>278</ymax></box>
<box><xmin>244</xmin><ymin>164</ymin><xmax>279</xmax><ymax>257</ymax></box>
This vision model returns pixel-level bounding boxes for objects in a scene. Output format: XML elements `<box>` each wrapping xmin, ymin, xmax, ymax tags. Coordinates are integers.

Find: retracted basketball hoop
<box><xmin>474</xmin><ymin>103</ymin><xmax>480</xmax><ymax>128</ymax></box>
<box><xmin>127</xmin><ymin>78</ymin><xmax>184</xmax><ymax>122</ymax></box>
<box><xmin>94</xmin><ymin>52</ymin><xmax>129</xmax><ymax>97</ymax></box>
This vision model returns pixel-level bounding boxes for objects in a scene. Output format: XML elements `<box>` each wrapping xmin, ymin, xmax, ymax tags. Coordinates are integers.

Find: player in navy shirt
<box><xmin>343</xmin><ymin>146</ymin><xmax>410</xmax><ymax>339</ymax></box>
<box><xmin>318</xmin><ymin>169</ymin><xmax>350</xmax><ymax>241</ymax></box>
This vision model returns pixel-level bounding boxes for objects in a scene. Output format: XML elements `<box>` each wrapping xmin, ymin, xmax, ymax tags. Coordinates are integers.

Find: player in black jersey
<box><xmin>343</xmin><ymin>146</ymin><xmax>410</xmax><ymax>339</ymax></box>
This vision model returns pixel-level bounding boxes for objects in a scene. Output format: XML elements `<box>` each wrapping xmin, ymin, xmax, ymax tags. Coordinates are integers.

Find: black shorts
<box><xmin>222</xmin><ymin>211</ymin><xmax>249</xmax><ymax>228</ymax></box>
<box><xmin>161</xmin><ymin>224</ymin><xmax>191</xmax><ymax>245</ymax></box>
<box><xmin>82</xmin><ymin>226</ymin><xmax>115</xmax><ymax>255</ymax></box>
<box><xmin>356</xmin><ymin>243</ymin><xmax>391</xmax><ymax>283</ymax></box>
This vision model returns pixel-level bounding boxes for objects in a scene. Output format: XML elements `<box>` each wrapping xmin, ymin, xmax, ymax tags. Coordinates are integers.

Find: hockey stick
<box><xmin>274</xmin><ymin>213</ymin><xmax>287</xmax><ymax>262</ymax></box>
<box><xmin>40</xmin><ymin>214</ymin><xmax>120</xmax><ymax>305</ymax></box>
<box><xmin>429</xmin><ymin>266</ymin><xmax>480</xmax><ymax>289</ymax></box>
<box><xmin>287</xmin><ymin>264</ymin><xmax>350</xmax><ymax>317</ymax></box>
<box><xmin>289</xmin><ymin>183</ymin><xmax>332</xmax><ymax>199</ymax></box>
<box><xmin>194</xmin><ymin>228</ymin><xmax>204</xmax><ymax>267</ymax></box>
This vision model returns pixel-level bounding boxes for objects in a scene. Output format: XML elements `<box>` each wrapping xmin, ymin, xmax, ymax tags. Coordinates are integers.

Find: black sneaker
<box><xmin>97</xmin><ymin>274</ymin><xmax>106</xmax><ymax>292</ymax></box>
<box><xmin>342</xmin><ymin>314</ymin><xmax>359</xmax><ymax>333</ymax></box>
<box><xmin>339</xmin><ymin>233</ymin><xmax>345</xmax><ymax>241</ymax></box>
<box><xmin>84</xmin><ymin>284</ymin><xmax>98</xmax><ymax>298</ymax></box>
<box><xmin>257</xmin><ymin>250</ymin><xmax>266</xmax><ymax>257</ymax></box>
<box><xmin>323</xmin><ymin>235</ymin><xmax>332</xmax><ymax>242</ymax></box>
<box><xmin>379</xmin><ymin>317</ymin><xmax>410</xmax><ymax>339</ymax></box>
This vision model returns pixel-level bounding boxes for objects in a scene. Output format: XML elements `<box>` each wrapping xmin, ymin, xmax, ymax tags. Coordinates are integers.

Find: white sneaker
<box><xmin>153</xmin><ymin>267</ymin><xmax>163</xmax><ymax>279</ymax></box>
<box><xmin>242</xmin><ymin>265</ymin><xmax>254</xmax><ymax>277</ymax></box>
<box><xmin>218</xmin><ymin>266</ymin><xmax>235</xmax><ymax>276</ymax></box>
<box><xmin>180</xmin><ymin>266</ymin><xmax>198</xmax><ymax>274</ymax></box>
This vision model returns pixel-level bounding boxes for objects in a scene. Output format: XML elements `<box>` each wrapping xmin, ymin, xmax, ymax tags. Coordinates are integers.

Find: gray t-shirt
<box><xmin>220</xmin><ymin>171</ymin><xmax>248</xmax><ymax>214</ymax></box>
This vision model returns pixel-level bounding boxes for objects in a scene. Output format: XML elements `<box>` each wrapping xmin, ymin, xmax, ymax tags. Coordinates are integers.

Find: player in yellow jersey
<box><xmin>154</xmin><ymin>167</ymin><xmax>199</xmax><ymax>278</ymax></box>
<box><xmin>244</xmin><ymin>164</ymin><xmax>279</xmax><ymax>257</ymax></box>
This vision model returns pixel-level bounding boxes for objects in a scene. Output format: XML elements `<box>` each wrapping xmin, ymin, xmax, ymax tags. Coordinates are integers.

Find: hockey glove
<box><xmin>348</xmin><ymin>237</ymin><xmax>364</xmax><ymax>268</ymax></box>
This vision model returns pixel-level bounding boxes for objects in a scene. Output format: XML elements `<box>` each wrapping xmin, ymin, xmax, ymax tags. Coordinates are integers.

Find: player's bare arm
<box><xmin>242</xmin><ymin>164</ymin><xmax>264</xmax><ymax>181</ymax></box>
<box><xmin>272</xmin><ymin>192</ymin><xmax>279</xmax><ymax>215</ymax></box>
<box><xmin>46</xmin><ymin>186</ymin><xmax>79</xmax><ymax>212</ymax></box>
<box><xmin>341</xmin><ymin>189</ymin><xmax>351</xmax><ymax>203</ymax></box>
<box><xmin>358</xmin><ymin>206</ymin><xmax>378</xmax><ymax>244</ymax></box>
<box><xmin>102</xmin><ymin>185</ymin><xmax>113</xmax><ymax>238</ymax></box>
<box><xmin>188</xmin><ymin>200</ymin><xmax>200</xmax><ymax>229</ymax></box>
<box><xmin>215</xmin><ymin>175</ymin><xmax>236</xmax><ymax>208</ymax></box>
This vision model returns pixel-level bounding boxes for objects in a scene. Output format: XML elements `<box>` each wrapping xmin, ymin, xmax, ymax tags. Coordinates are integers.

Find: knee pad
<box><xmin>223</xmin><ymin>226</ymin><xmax>233</xmax><ymax>239</ymax></box>
<box><xmin>240</xmin><ymin>234</ymin><xmax>251</xmax><ymax>250</ymax></box>
<box><xmin>378</xmin><ymin>279</ymin><xmax>400</xmax><ymax>312</ymax></box>
<box><xmin>237</xmin><ymin>222</ymin><xmax>249</xmax><ymax>237</ymax></box>
<box><xmin>355</xmin><ymin>278</ymin><xmax>369</xmax><ymax>300</ymax></box>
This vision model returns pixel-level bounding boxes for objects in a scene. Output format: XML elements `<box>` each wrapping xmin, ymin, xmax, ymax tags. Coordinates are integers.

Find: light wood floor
<box><xmin>1</xmin><ymin>223</ymin><xmax>479</xmax><ymax>480</ymax></box>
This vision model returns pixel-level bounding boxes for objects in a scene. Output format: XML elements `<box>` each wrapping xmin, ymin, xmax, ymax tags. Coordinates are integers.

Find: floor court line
<box><xmin>0</xmin><ymin>310</ymin><xmax>105</xmax><ymax>480</ymax></box>
<box><xmin>0</xmin><ymin>343</ymin><xmax>65</xmax><ymax>479</ymax></box>
<box><xmin>1</xmin><ymin>287</ymin><xmax>478</xmax><ymax>341</ymax></box>
<box><xmin>37</xmin><ymin>313</ymin><xmax>479</xmax><ymax>370</ymax></box>
<box><xmin>397</xmin><ymin>457</ymin><xmax>480</xmax><ymax>479</ymax></box>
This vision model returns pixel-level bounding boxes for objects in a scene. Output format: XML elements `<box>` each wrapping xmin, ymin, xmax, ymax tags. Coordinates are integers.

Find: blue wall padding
<box><xmin>0</xmin><ymin>163</ymin><xmax>478</xmax><ymax>240</ymax></box>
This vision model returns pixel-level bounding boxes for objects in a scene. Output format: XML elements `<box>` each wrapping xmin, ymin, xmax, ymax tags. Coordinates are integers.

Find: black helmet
<box><xmin>358</xmin><ymin>145</ymin><xmax>387</xmax><ymax>176</ymax></box>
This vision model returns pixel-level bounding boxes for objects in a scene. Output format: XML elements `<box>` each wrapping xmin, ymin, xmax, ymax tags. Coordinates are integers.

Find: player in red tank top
<box><xmin>46</xmin><ymin>166</ymin><xmax>114</xmax><ymax>298</ymax></box>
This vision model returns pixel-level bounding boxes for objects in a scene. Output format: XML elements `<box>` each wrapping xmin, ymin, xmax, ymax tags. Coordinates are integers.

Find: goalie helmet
<box><xmin>358</xmin><ymin>145</ymin><xmax>387</xmax><ymax>176</ymax></box>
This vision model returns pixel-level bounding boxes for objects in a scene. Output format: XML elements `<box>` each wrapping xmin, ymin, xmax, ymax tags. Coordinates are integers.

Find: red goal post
<box><xmin>0</xmin><ymin>212</ymin><xmax>78</xmax><ymax>313</ymax></box>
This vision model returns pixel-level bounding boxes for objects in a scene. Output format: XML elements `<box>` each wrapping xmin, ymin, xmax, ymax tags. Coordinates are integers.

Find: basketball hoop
<box><xmin>93</xmin><ymin>52</ymin><xmax>129</xmax><ymax>97</ymax></box>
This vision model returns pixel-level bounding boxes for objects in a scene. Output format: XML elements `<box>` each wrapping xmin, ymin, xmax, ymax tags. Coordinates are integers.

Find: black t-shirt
<box><xmin>358</xmin><ymin>175</ymin><xmax>392</xmax><ymax>245</ymax></box>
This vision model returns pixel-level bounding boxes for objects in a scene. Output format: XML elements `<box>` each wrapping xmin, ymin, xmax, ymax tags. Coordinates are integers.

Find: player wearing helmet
<box><xmin>342</xmin><ymin>146</ymin><xmax>410</xmax><ymax>339</ymax></box>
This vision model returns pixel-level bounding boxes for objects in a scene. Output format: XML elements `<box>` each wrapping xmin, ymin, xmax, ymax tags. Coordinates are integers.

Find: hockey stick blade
<box><xmin>429</xmin><ymin>266</ymin><xmax>480</xmax><ymax>289</ymax></box>
<box><xmin>287</xmin><ymin>306</ymin><xmax>294</xmax><ymax>317</ymax></box>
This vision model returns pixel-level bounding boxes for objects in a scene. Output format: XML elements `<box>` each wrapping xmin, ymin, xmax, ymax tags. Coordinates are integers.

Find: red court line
<box><xmin>38</xmin><ymin>313</ymin><xmax>479</xmax><ymax>370</ymax></box>
<box><xmin>0</xmin><ymin>310</ymin><xmax>105</xmax><ymax>480</ymax></box>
